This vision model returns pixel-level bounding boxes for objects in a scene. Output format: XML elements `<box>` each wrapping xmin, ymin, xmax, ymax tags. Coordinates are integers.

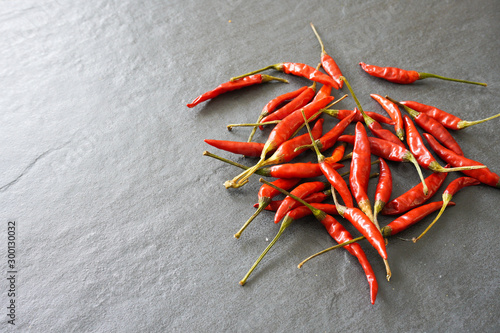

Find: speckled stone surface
<box><xmin>1</xmin><ymin>1</ymin><xmax>499</xmax><ymax>332</ymax></box>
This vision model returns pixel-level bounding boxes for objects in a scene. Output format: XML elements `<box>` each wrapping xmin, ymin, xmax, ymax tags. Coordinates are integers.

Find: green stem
<box><xmin>412</xmin><ymin>195</ymin><xmax>451</xmax><ymax>243</ymax></box>
<box><xmin>340</xmin><ymin>76</ymin><xmax>364</xmax><ymax>112</ymax></box>
<box><xmin>234</xmin><ymin>197</ymin><xmax>271</xmax><ymax>239</ymax></box>
<box><xmin>227</xmin><ymin>120</ymin><xmax>280</xmax><ymax>131</ymax></box>
<box><xmin>297</xmin><ymin>236</ymin><xmax>364</xmax><ymax>268</ymax></box>
<box><xmin>418</xmin><ymin>72</ymin><xmax>487</xmax><ymax>86</ymax></box>
<box><xmin>231</xmin><ymin>64</ymin><xmax>282</xmax><ymax>82</ymax></box>
<box><xmin>406</xmin><ymin>152</ymin><xmax>428</xmax><ymax>195</ymax></box>
<box><xmin>203</xmin><ymin>151</ymin><xmax>270</xmax><ymax>176</ymax></box>
<box><xmin>457</xmin><ymin>112</ymin><xmax>500</xmax><ymax>129</ymax></box>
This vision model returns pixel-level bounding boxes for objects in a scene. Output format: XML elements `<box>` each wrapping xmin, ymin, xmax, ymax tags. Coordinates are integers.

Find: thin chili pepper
<box><xmin>231</xmin><ymin>62</ymin><xmax>338</xmax><ymax>88</ymax></box>
<box><xmin>225</xmin><ymin>97</ymin><xmax>333</xmax><ymax>188</ymax></box>
<box><xmin>310</xmin><ymin>23</ymin><xmax>343</xmax><ymax>89</ymax></box>
<box><xmin>259</xmin><ymin>83</ymin><xmax>317</xmax><ymax>128</ymax></box>
<box><xmin>248</xmin><ymin>85</ymin><xmax>309</xmax><ymax>142</ymax></box>
<box><xmin>187</xmin><ymin>74</ymin><xmax>288</xmax><ymax>108</ymax></box>
<box><xmin>313</xmin><ymin>83</ymin><xmax>333</xmax><ymax>102</ymax></box>
<box><xmin>338</xmin><ymin>135</ymin><xmax>429</xmax><ymax>195</ymax></box>
<box><xmin>373</xmin><ymin>158</ymin><xmax>392</xmax><ymax>230</ymax></box>
<box><xmin>234</xmin><ymin>178</ymin><xmax>300</xmax><ymax>239</ymax></box>
<box><xmin>370</xmin><ymin>94</ymin><xmax>405</xmax><ymax>141</ymax></box>
<box><xmin>274</xmin><ymin>181</ymin><xmax>327</xmax><ymax>224</ymax></box>
<box><xmin>258</xmin><ymin>191</ymin><xmax>333</xmax><ymax>212</ymax></box>
<box><xmin>359</xmin><ymin>62</ymin><xmax>487</xmax><ymax>86</ymax></box>
<box><xmin>323</xmin><ymin>109</ymin><xmax>395</xmax><ymax>125</ymax></box>
<box><xmin>204</xmin><ymin>139</ymin><xmax>266</xmax><ymax>157</ymax></box>
<box><xmin>380</xmin><ymin>170</ymin><xmax>448</xmax><ymax>215</ymax></box>
<box><xmin>424</xmin><ymin>133</ymin><xmax>500</xmax><ymax>188</ymax></box>
<box><xmin>257</xmin><ymin>178</ymin><xmax>378</xmax><ymax>304</ymax></box>
<box><xmin>302</xmin><ymin>111</ymin><xmax>354</xmax><ymax>207</ymax></box>
<box><xmin>400</xmin><ymin>100</ymin><xmax>500</xmax><ymax>130</ymax></box>
<box><xmin>299</xmin><ymin>200</ymin><xmax>457</xmax><ymax>270</ymax></box>
<box><xmin>402</xmin><ymin>115</ymin><xmax>486</xmax><ymax>173</ymax></box>
<box><xmin>324</xmin><ymin>143</ymin><xmax>346</xmax><ymax>164</ymax></box>
<box><xmin>413</xmin><ymin>177</ymin><xmax>480</xmax><ymax>242</ymax></box>
<box><xmin>203</xmin><ymin>151</ymin><xmax>343</xmax><ymax>179</ymax></box>
<box><xmin>331</xmin><ymin>186</ymin><xmax>388</xmax><ymax>260</ymax></box>
<box><xmin>387</xmin><ymin>96</ymin><xmax>464</xmax><ymax>155</ymax></box>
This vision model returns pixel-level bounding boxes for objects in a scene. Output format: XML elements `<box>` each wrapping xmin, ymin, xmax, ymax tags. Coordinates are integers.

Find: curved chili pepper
<box><xmin>370</xmin><ymin>94</ymin><xmax>404</xmax><ymax>141</ymax></box>
<box><xmin>350</xmin><ymin>122</ymin><xmax>373</xmax><ymax>221</ymax></box>
<box><xmin>388</xmin><ymin>97</ymin><xmax>463</xmax><ymax>155</ymax></box>
<box><xmin>204</xmin><ymin>139</ymin><xmax>266</xmax><ymax>157</ymax></box>
<box><xmin>259</xmin><ymin>83</ymin><xmax>317</xmax><ymax>128</ymax></box>
<box><xmin>257</xmin><ymin>178</ymin><xmax>378</xmax><ymax>304</ymax></box>
<box><xmin>274</xmin><ymin>181</ymin><xmax>327</xmax><ymax>224</ymax></box>
<box><xmin>424</xmin><ymin>133</ymin><xmax>500</xmax><ymax>188</ymax></box>
<box><xmin>234</xmin><ymin>178</ymin><xmax>301</xmax><ymax>239</ymax></box>
<box><xmin>359</xmin><ymin>62</ymin><xmax>487</xmax><ymax>86</ymax></box>
<box><xmin>324</xmin><ymin>143</ymin><xmax>346</xmax><ymax>164</ymax></box>
<box><xmin>323</xmin><ymin>109</ymin><xmax>395</xmax><ymax>125</ymax></box>
<box><xmin>231</xmin><ymin>62</ymin><xmax>338</xmax><ymax>88</ymax></box>
<box><xmin>403</xmin><ymin>115</ymin><xmax>486</xmax><ymax>173</ymax></box>
<box><xmin>373</xmin><ymin>158</ymin><xmax>392</xmax><ymax>229</ymax></box>
<box><xmin>187</xmin><ymin>74</ymin><xmax>288</xmax><ymax>108</ymax></box>
<box><xmin>338</xmin><ymin>135</ymin><xmax>428</xmax><ymax>195</ymax></box>
<box><xmin>381</xmin><ymin>170</ymin><xmax>448</xmax><ymax>215</ymax></box>
<box><xmin>225</xmin><ymin>97</ymin><xmax>333</xmax><ymax>188</ymax></box>
<box><xmin>248</xmin><ymin>85</ymin><xmax>309</xmax><ymax>141</ymax></box>
<box><xmin>310</xmin><ymin>110</ymin><xmax>357</xmax><ymax>152</ymax></box>
<box><xmin>310</xmin><ymin>23</ymin><xmax>343</xmax><ymax>89</ymax></box>
<box><xmin>331</xmin><ymin>187</ymin><xmax>388</xmax><ymax>260</ymax></box>
<box><xmin>380</xmin><ymin>201</ymin><xmax>456</xmax><ymax>237</ymax></box>
<box><xmin>400</xmin><ymin>100</ymin><xmax>500</xmax><ymax>130</ymax></box>
<box><xmin>413</xmin><ymin>177</ymin><xmax>480</xmax><ymax>242</ymax></box>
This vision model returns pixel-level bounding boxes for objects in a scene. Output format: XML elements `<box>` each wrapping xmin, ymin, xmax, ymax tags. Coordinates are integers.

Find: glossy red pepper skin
<box><xmin>260</xmin><ymin>86</ymin><xmax>308</xmax><ymax>118</ymax></box>
<box><xmin>321</xmin><ymin>54</ymin><xmax>343</xmax><ymax>89</ymax></box>
<box><xmin>443</xmin><ymin>177</ymin><xmax>481</xmax><ymax>198</ymax></box>
<box><xmin>187</xmin><ymin>74</ymin><xmax>285</xmax><ymax>108</ymax></box>
<box><xmin>424</xmin><ymin>133</ymin><xmax>500</xmax><ymax>188</ymax></box>
<box><xmin>381</xmin><ymin>201</ymin><xmax>456</xmax><ymax>237</ymax></box>
<box><xmin>315</xmin><ymin>111</ymin><xmax>357</xmax><ymax>152</ymax></box>
<box><xmin>204</xmin><ymin>139</ymin><xmax>266</xmax><ymax>157</ymax></box>
<box><xmin>274</xmin><ymin>181</ymin><xmax>327</xmax><ymax>224</ymax></box>
<box><xmin>280</xmin><ymin>62</ymin><xmax>338</xmax><ymax>88</ymax></box>
<box><xmin>350</xmin><ymin>122</ymin><xmax>372</xmax><ymax>215</ymax></box>
<box><xmin>400</xmin><ymin>101</ymin><xmax>463</xmax><ymax>130</ymax></box>
<box><xmin>259</xmin><ymin>161</ymin><xmax>343</xmax><ymax>179</ymax></box>
<box><xmin>313</xmin><ymin>84</ymin><xmax>333</xmax><ymax>102</ymax></box>
<box><xmin>360</xmin><ymin>62</ymin><xmax>420</xmax><ymax>84</ymax></box>
<box><xmin>338</xmin><ymin>135</ymin><xmax>413</xmax><ymax>163</ymax></box>
<box><xmin>358</xmin><ymin>108</ymin><xmax>405</xmax><ymax>148</ymax></box>
<box><xmin>260</xmin><ymin>85</ymin><xmax>317</xmax><ymax>127</ymax></box>
<box><xmin>381</xmin><ymin>171</ymin><xmax>448</xmax><ymax>215</ymax></box>
<box><xmin>325</xmin><ymin>143</ymin><xmax>346</xmax><ymax>164</ymax></box>
<box><xmin>373</xmin><ymin>158</ymin><xmax>392</xmax><ymax>215</ymax></box>
<box><xmin>403</xmin><ymin>115</ymin><xmax>437</xmax><ymax>169</ymax></box>
<box><xmin>370</xmin><ymin>94</ymin><xmax>404</xmax><ymax>140</ymax></box>
<box><xmin>321</xmin><ymin>162</ymin><xmax>354</xmax><ymax>208</ymax></box>
<box><xmin>325</xmin><ymin>109</ymin><xmax>394</xmax><ymax>125</ymax></box>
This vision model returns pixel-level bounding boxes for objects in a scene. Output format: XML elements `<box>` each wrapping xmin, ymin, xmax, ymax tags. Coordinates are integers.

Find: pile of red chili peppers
<box><xmin>187</xmin><ymin>23</ymin><xmax>498</xmax><ymax>304</ymax></box>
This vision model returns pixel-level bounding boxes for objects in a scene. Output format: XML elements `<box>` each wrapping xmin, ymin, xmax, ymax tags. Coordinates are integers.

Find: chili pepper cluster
<box><xmin>187</xmin><ymin>23</ymin><xmax>499</xmax><ymax>304</ymax></box>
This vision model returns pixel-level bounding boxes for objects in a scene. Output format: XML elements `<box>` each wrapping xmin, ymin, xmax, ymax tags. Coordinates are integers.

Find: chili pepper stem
<box><xmin>203</xmin><ymin>151</ymin><xmax>249</xmax><ymax>170</ymax></box>
<box><xmin>412</xmin><ymin>195</ymin><xmax>452</xmax><ymax>243</ymax></box>
<box><xmin>428</xmin><ymin>161</ymin><xmax>487</xmax><ymax>173</ymax></box>
<box><xmin>227</xmin><ymin>120</ymin><xmax>280</xmax><ymax>131</ymax></box>
<box><xmin>418</xmin><ymin>72</ymin><xmax>487</xmax><ymax>86</ymax></box>
<box><xmin>406</xmin><ymin>153</ymin><xmax>429</xmax><ymax>195</ymax></box>
<box><xmin>297</xmin><ymin>236</ymin><xmax>364</xmax><ymax>268</ymax></box>
<box><xmin>340</xmin><ymin>76</ymin><xmax>364</xmax><ymax>112</ymax></box>
<box><xmin>231</xmin><ymin>64</ymin><xmax>283</xmax><ymax>82</ymax></box>
<box><xmin>239</xmin><ymin>216</ymin><xmax>294</xmax><ymax>286</ymax></box>
<box><xmin>234</xmin><ymin>197</ymin><xmax>271</xmax><ymax>239</ymax></box>
<box><xmin>457</xmin><ymin>112</ymin><xmax>500</xmax><ymax>129</ymax></box>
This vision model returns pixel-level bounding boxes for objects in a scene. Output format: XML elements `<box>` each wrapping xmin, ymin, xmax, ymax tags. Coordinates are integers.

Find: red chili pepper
<box><xmin>226</xmin><ymin>97</ymin><xmax>333</xmax><ymax>188</ymax></box>
<box><xmin>350</xmin><ymin>122</ymin><xmax>373</xmax><ymax>221</ymax></box>
<box><xmin>388</xmin><ymin>97</ymin><xmax>464</xmax><ymax>155</ymax></box>
<box><xmin>331</xmin><ymin>187</ymin><xmax>388</xmax><ymax>260</ymax></box>
<box><xmin>313</xmin><ymin>83</ymin><xmax>333</xmax><ymax>102</ymax></box>
<box><xmin>257</xmin><ymin>178</ymin><xmax>378</xmax><ymax>304</ymax></box>
<box><xmin>231</xmin><ymin>62</ymin><xmax>338</xmax><ymax>88</ymax></box>
<box><xmin>204</xmin><ymin>139</ymin><xmax>266</xmax><ymax>157</ymax></box>
<box><xmin>259</xmin><ymin>83</ymin><xmax>317</xmax><ymax>128</ymax></box>
<box><xmin>310</xmin><ymin>23</ymin><xmax>343</xmax><ymax>89</ymax></box>
<box><xmin>424</xmin><ymin>133</ymin><xmax>500</xmax><ymax>188</ymax></box>
<box><xmin>413</xmin><ymin>177</ymin><xmax>480</xmax><ymax>242</ymax></box>
<box><xmin>373</xmin><ymin>158</ymin><xmax>392</xmax><ymax>229</ymax></box>
<box><xmin>324</xmin><ymin>143</ymin><xmax>346</xmax><ymax>164</ymax></box>
<box><xmin>400</xmin><ymin>100</ymin><xmax>500</xmax><ymax>130</ymax></box>
<box><xmin>323</xmin><ymin>109</ymin><xmax>394</xmax><ymax>125</ymax></box>
<box><xmin>187</xmin><ymin>74</ymin><xmax>288</xmax><ymax>108</ymax></box>
<box><xmin>359</xmin><ymin>62</ymin><xmax>487</xmax><ymax>86</ymax></box>
<box><xmin>338</xmin><ymin>135</ymin><xmax>429</xmax><ymax>195</ymax></box>
<box><xmin>403</xmin><ymin>115</ymin><xmax>486</xmax><ymax>173</ymax></box>
<box><xmin>308</xmin><ymin>110</ymin><xmax>357</xmax><ymax>152</ymax></box>
<box><xmin>370</xmin><ymin>94</ymin><xmax>405</xmax><ymax>141</ymax></box>
<box><xmin>234</xmin><ymin>178</ymin><xmax>301</xmax><ymax>239</ymax></box>
<box><xmin>380</xmin><ymin>201</ymin><xmax>456</xmax><ymax>237</ymax></box>
<box><xmin>381</xmin><ymin>170</ymin><xmax>448</xmax><ymax>215</ymax></box>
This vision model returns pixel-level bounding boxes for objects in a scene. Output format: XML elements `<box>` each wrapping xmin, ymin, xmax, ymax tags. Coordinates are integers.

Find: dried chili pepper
<box><xmin>310</xmin><ymin>23</ymin><xmax>343</xmax><ymax>89</ymax></box>
<box><xmin>400</xmin><ymin>100</ymin><xmax>500</xmax><ymax>130</ymax></box>
<box><xmin>257</xmin><ymin>178</ymin><xmax>378</xmax><ymax>304</ymax></box>
<box><xmin>424</xmin><ymin>133</ymin><xmax>500</xmax><ymax>188</ymax></box>
<box><xmin>204</xmin><ymin>139</ymin><xmax>266</xmax><ymax>157</ymax></box>
<box><xmin>338</xmin><ymin>135</ymin><xmax>429</xmax><ymax>195</ymax></box>
<box><xmin>370</xmin><ymin>94</ymin><xmax>404</xmax><ymax>141</ymax></box>
<box><xmin>187</xmin><ymin>74</ymin><xmax>288</xmax><ymax>108</ymax></box>
<box><xmin>231</xmin><ymin>62</ymin><xmax>338</xmax><ymax>88</ymax></box>
<box><xmin>402</xmin><ymin>115</ymin><xmax>486</xmax><ymax>173</ymax></box>
<box><xmin>413</xmin><ymin>177</ymin><xmax>480</xmax><ymax>242</ymax></box>
<box><xmin>234</xmin><ymin>178</ymin><xmax>301</xmax><ymax>239</ymax></box>
<box><xmin>381</xmin><ymin>170</ymin><xmax>448</xmax><ymax>215</ymax></box>
<box><xmin>387</xmin><ymin>97</ymin><xmax>464</xmax><ymax>155</ymax></box>
<box><xmin>359</xmin><ymin>62</ymin><xmax>487</xmax><ymax>86</ymax></box>
<box><xmin>225</xmin><ymin>97</ymin><xmax>333</xmax><ymax>188</ymax></box>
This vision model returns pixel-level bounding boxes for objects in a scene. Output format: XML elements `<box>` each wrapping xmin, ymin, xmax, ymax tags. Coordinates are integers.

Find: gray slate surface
<box><xmin>1</xmin><ymin>0</ymin><xmax>499</xmax><ymax>332</ymax></box>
